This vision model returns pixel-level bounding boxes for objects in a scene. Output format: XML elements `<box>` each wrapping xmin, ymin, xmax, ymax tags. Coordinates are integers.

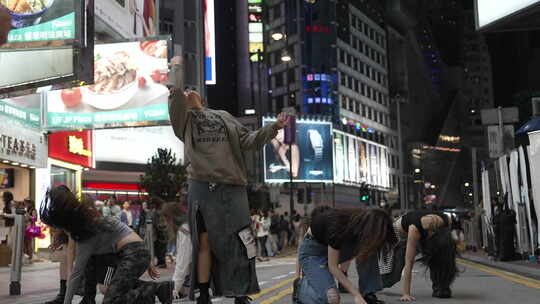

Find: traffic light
<box><xmin>360</xmin><ymin>183</ymin><xmax>370</xmax><ymax>202</ymax></box>
<box><xmin>297</xmin><ymin>188</ymin><xmax>305</xmax><ymax>204</ymax></box>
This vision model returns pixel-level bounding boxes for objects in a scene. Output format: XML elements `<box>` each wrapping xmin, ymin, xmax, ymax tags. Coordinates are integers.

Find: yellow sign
<box><xmin>68</xmin><ymin>136</ymin><xmax>91</xmax><ymax>157</ymax></box>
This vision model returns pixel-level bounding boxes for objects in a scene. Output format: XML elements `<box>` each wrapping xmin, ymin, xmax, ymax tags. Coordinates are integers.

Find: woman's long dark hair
<box><xmin>40</xmin><ymin>186</ymin><xmax>104</xmax><ymax>242</ymax></box>
<box><xmin>337</xmin><ymin>208</ymin><xmax>397</xmax><ymax>261</ymax></box>
<box><xmin>419</xmin><ymin>227</ymin><xmax>459</xmax><ymax>287</ymax></box>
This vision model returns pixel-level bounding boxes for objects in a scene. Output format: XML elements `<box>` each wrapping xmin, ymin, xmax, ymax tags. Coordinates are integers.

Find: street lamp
<box><xmin>414</xmin><ymin>168</ymin><xmax>421</xmax><ymax>174</ymax></box>
<box><xmin>271</xmin><ymin>32</ymin><xmax>285</xmax><ymax>41</ymax></box>
<box><xmin>469</xmin><ymin>193</ymin><xmax>473</xmax><ymax>197</ymax></box>
<box><xmin>430</xmin><ymin>185</ymin><xmax>436</xmax><ymax>189</ymax></box>
<box><xmin>281</xmin><ymin>51</ymin><xmax>292</xmax><ymax>62</ymax></box>
<box><xmin>464</xmin><ymin>182</ymin><xmax>470</xmax><ymax>187</ymax></box>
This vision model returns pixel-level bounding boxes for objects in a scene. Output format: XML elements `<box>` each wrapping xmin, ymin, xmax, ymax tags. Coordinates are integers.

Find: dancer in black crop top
<box><xmin>395</xmin><ymin>211</ymin><xmax>457</xmax><ymax>301</ymax></box>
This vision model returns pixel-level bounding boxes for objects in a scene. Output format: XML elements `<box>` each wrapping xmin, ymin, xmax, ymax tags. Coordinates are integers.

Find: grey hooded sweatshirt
<box><xmin>168</xmin><ymin>86</ymin><xmax>279</xmax><ymax>185</ymax></box>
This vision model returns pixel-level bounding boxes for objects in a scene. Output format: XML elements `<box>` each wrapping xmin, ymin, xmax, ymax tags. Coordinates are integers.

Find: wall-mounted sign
<box><xmin>95</xmin><ymin>0</ymin><xmax>158</xmax><ymax>39</ymax></box>
<box><xmin>94</xmin><ymin>126</ymin><xmax>184</xmax><ymax>164</ymax></box>
<box><xmin>204</xmin><ymin>0</ymin><xmax>216</xmax><ymax>84</ymax></box>
<box><xmin>2</xmin><ymin>0</ymin><xmax>76</xmax><ymax>44</ymax></box>
<box><xmin>46</xmin><ymin>39</ymin><xmax>170</xmax><ymax>129</ymax></box>
<box><xmin>0</xmin><ymin>94</ymin><xmax>41</xmax><ymax>128</ymax></box>
<box><xmin>248</xmin><ymin>0</ymin><xmax>263</xmax><ymax>62</ymax></box>
<box><xmin>476</xmin><ymin>0</ymin><xmax>540</xmax><ymax>29</ymax></box>
<box><xmin>48</xmin><ymin>130</ymin><xmax>93</xmax><ymax>168</ymax></box>
<box><xmin>0</xmin><ymin>119</ymin><xmax>47</xmax><ymax>168</ymax></box>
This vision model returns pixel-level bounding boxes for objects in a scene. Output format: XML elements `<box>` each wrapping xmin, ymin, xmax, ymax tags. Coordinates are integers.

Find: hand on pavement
<box><xmin>354</xmin><ymin>295</ymin><xmax>367</xmax><ymax>304</ymax></box>
<box><xmin>400</xmin><ymin>294</ymin><xmax>416</xmax><ymax>302</ymax></box>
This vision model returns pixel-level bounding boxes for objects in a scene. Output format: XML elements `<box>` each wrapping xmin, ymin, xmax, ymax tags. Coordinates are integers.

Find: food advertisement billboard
<box><xmin>263</xmin><ymin>118</ymin><xmax>333</xmax><ymax>183</ymax></box>
<box><xmin>0</xmin><ymin>93</ymin><xmax>41</xmax><ymax>128</ymax></box>
<box><xmin>333</xmin><ymin>130</ymin><xmax>390</xmax><ymax>188</ymax></box>
<box><xmin>0</xmin><ymin>0</ymin><xmax>93</xmax><ymax>95</ymax></box>
<box><xmin>46</xmin><ymin>39</ymin><xmax>170</xmax><ymax>129</ymax></box>
<box><xmin>2</xmin><ymin>0</ymin><xmax>76</xmax><ymax>44</ymax></box>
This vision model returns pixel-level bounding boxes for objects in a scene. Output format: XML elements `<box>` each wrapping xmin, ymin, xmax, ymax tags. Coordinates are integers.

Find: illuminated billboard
<box><xmin>204</xmin><ymin>0</ymin><xmax>216</xmax><ymax>84</ymax></box>
<box><xmin>248</xmin><ymin>0</ymin><xmax>263</xmax><ymax>62</ymax></box>
<box><xmin>46</xmin><ymin>39</ymin><xmax>171</xmax><ymax>129</ymax></box>
<box><xmin>0</xmin><ymin>0</ymin><xmax>93</xmax><ymax>95</ymax></box>
<box><xmin>263</xmin><ymin>117</ymin><xmax>333</xmax><ymax>183</ymax></box>
<box><xmin>333</xmin><ymin>130</ymin><xmax>390</xmax><ymax>188</ymax></box>
<box><xmin>476</xmin><ymin>0</ymin><xmax>540</xmax><ymax>29</ymax></box>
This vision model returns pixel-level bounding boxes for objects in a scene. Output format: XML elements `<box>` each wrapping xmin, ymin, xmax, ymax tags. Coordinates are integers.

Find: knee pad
<box><xmin>327</xmin><ymin>287</ymin><xmax>340</xmax><ymax>304</ymax></box>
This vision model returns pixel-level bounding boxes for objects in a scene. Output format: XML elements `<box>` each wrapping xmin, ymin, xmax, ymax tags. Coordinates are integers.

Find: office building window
<box><xmin>362</xmin><ymin>104</ymin><xmax>366</xmax><ymax>116</ymax></box>
<box><xmin>353</xmin><ymin>58</ymin><xmax>359</xmax><ymax>71</ymax></box>
<box><xmin>361</xmin><ymin>83</ymin><xmax>366</xmax><ymax>95</ymax></box>
<box><xmin>288</xmin><ymin>68</ymin><xmax>296</xmax><ymax>84</ymax></box>
<box><xmin>347</xmin><ymin>54</ymin><xmax>352</xmax><ymax>66</ymax></box>
<box><xmin>340</xmin><ymin>49</ymin><xmax>346</xmax><ymax>63</ymax></box>
<box><xmin>348</xmin><ymin>76</ymin><xmax>354</xmax><ymax>89</ymax></box>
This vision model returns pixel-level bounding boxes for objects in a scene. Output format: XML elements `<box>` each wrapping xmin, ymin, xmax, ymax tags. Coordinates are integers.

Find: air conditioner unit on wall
<box><xmin>532</xmin><ymin>97</ymin><xmax>540</xmax><ymax>116</ymax></box>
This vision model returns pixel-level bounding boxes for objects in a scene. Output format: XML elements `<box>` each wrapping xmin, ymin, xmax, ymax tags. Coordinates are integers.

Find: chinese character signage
<box><xmin>46</xmin><ymin>39</ymin><xmax>171</xmax><ymax>129</ymax></box>
<box><xmin>0</xmin><ymin>119</ymin><xmax>47</xmax><ymax>168</ymax></box>
<box><xmin>263</xmin><ymin>117</ymin><xmax>333</xmax><ymax>182</ymax></box>
<box><xmin>0</xmin><ymin>94</ymin><xmax>41</xmax><ymax>128</ymax></box>
<box><xmin>48</xmin><ymin>130</ymin><xmax>93</xmax><ymax>168</ymax></box>
<box><xmin>2</xmin><ymin>0</ymin><xmax>76</xmax><ymax>44</ymax></box>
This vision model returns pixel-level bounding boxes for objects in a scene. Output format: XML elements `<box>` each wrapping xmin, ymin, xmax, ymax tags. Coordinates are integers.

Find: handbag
<box><xmin>49</xmin><ymin>246</ymin><xmax>67</xmax><ymax>263</ymax></box>
<box><xmin>25</xmin><ymin>219</ymin><xmax>41</xmax><ymax>239</ymax></box>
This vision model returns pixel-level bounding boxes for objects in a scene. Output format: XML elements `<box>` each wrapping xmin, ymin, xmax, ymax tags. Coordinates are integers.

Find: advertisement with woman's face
<box><xmin>263</xmin><ymin>118</ymin><xmax>333</xmax><ymax>183</ymax></box>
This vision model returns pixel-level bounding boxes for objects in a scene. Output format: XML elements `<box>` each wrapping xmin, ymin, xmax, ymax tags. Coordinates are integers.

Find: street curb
<box><xmin>459</xmin><ymin>254</ymin><xmax>540</xmax><ymax>281</ymax></box>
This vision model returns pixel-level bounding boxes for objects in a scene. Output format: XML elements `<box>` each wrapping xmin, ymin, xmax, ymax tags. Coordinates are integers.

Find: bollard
<box><xmin>10</xmin><ymin>208</ymin><xmax>26</xmax><ymax>295</ymax></box>
<box><xmin>145</xmin><ymin>218</ymin><xmax>155</xmax><ymax>263</ymax></box>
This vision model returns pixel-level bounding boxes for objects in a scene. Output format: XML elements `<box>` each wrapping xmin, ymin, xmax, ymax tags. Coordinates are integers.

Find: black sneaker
<box><xmin>156</xmin><ymin>281</ymin><xmax>174</xmax><ymax>304</ymax></box>
<box><xmin>364</xmin><ymin>293</ymin><xmax>385</xmax><ymax>304</ymax></box>
<box><xmin>432</xmin><ymin>287</ymin><xmax>452</xmax><ymax>298</ymax></box>
<box><xmin>78</xmin><ymin>297</ymin><xmax>97</xmax><ymax>304</ymax></box>
<box><xmin>44</xmin><ymin>295</ymin><xmax>65</xmax><ymax>304</ymax></box>
<box><xmin>234</xmin><ymin>296</ymin><xmax>253</xmax><ymax>304</ymax></box>
<box><xmin>197</xmin><ymin>294</ymin><xmax>212</xmax><ymax>304</ymax></box>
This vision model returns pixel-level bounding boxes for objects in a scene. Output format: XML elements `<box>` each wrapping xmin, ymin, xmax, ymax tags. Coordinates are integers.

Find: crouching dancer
<box><xmin>40</xmin><ymin>186</ymin><xmax>174</xmax><ymax>304</ymax></box>
<box><xmin>295</xmin><ymin>206</ymin><xmax>397</xmax><ymax>304</ymax></box>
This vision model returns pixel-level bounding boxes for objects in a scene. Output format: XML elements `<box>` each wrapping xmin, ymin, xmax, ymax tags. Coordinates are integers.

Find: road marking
<box><xmin>258</xmin><ymin>287</ymin><xmax>293</xmax><ymax>304</ymax></box>
<box><xmin>289</xmin><ymin>271</ymin><xmax>296</xmax><ymax>274</ymax></box>
<box><xmin>272</xmin><ymin>274</ymin><xmax>289</xmax><ymax>280</ymax></box>
<box><xmin>259</xmin><ymin>281</ymin><xmax>269</xmax><ymax>285</ymax></box>
<box><xmin>251</xmin><ymin>278</ymin><xmax>295</xmax><ymax>300</ymax></box>
<box><xmin>458</xmin><ymin>259</ymin><xmax>540</xmax><ymax>289</ymax></box>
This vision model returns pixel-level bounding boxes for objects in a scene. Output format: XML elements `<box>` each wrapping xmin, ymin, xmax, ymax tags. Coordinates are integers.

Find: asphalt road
<box><xmin>3</xmin><ymin>257</ymin><xmax>540</xmax><ymax>304</ymax></box>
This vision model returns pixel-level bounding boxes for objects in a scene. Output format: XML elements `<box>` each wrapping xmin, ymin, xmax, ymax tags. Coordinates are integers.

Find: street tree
<box><xmin>140</xmin><ymin>148</ymin><xmax>187</xmax><ymax>201</ymax></box>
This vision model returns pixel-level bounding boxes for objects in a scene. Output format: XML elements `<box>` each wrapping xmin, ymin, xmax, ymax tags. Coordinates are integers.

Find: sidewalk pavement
<box><xmin>460</xmin><ymin>250</ymin><xmax>540</xmax><ymax>280</ymax></box>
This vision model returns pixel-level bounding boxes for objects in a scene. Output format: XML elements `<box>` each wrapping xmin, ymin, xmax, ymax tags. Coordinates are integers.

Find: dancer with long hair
<box><xmin>40</xmin><ymin>185</ymin><xmax>174</xmax><ymax>304</ymax></box>
<box><xmin>295</xmin><ymin>206</ymin><xmax>396</xmax><ymax>304</ymax></box>
<box><xmin>361</xmin><ymin>210</ymin><xmax>458</xmax><ymax>302</ymax></box>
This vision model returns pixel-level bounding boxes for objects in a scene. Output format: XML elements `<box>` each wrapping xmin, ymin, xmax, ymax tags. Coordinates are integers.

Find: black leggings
<box><xmin>102</xmin><ymin>242</ymin><xmax>156</xmax><ymax>304</ymax></box>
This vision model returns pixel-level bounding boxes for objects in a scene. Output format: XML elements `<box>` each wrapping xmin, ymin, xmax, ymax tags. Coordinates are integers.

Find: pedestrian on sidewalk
<box><xmin>120</xmin><ymin>201</ymin><xmax>134</xmax><ymax>228</ymax></box>
<box><xmin>168</xmin><ymin>55</ymin><xmax>289</xmax><ymax>304</ymax></box>
<box><xmin>362</xmin><ymin>210</ymin><xmax>458</xmax><ymax>302</ymax></box>
<box><xmin>23</xmin><ymin>199</ymin><xmax>38</xmax><ymax>260</ymax></box>
<box><xmin>40</xmin><ymin>185</ymin><xmax>174</xmax><ymax>304</ymax></box>
<box><xmin>294</xmin><ymin>206</ymin><xmax>396</xmax><ymax>304</ymax></box>
<box><xmin>161</xmin><ymin>202</ymin><xmax>192</xmax><ymax>299</ymax></box>
<box><xmin>269</xmin><ymin>210</ymin><xmax>281</xmax><ymax>255</ymax></box>
<box><xmin>279</xmin><ymin>214</ymin><xmax>290</xmax><ymax>250</ymax></box>
<box><xmin>256</xmin><ymin>210</ymin><xmax>271</xmax><ymax>261</ymax></box>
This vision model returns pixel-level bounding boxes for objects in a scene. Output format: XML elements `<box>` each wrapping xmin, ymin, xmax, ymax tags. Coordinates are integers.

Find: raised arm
<box><xmin>233</xmin><ymin>112</ymin><xmax>289</xmax><ymax>150</ymax></box>
<box><xmin>168</xmin><ymin>58</ymin><xmax>188</xmax><ymax>141</ymax></box>
<box><xmin>401</xmin><ymin>226</ymin><xmax>421</xmax><ymax>302</ymax></box>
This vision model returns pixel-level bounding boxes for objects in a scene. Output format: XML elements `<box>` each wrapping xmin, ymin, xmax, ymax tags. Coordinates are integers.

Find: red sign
<box><xmin>48</xmin><ymin>130</ymin><xmax>94</xmax><ymax>168</ymax></box>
